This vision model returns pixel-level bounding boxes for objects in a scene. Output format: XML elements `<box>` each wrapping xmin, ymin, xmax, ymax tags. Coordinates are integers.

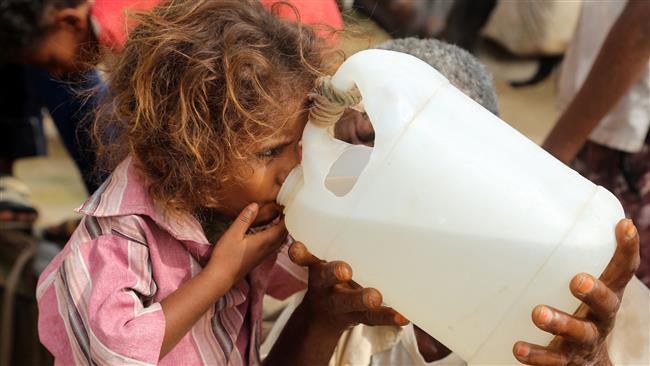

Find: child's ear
<box><xmin>54</xmin><ymin>4</ymin><xmax>89</xmax><ymax>32</ymax></box>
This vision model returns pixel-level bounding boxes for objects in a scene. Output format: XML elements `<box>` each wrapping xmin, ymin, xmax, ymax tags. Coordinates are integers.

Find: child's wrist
<box><xmin>200</xmin><ymin>261</ymin><xmax>238</xmax><ymax>295</ymax></box>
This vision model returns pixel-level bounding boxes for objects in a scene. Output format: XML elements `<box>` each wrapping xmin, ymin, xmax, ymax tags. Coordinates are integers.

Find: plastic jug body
<box><xmin>278</xmin><ymin>50</ymin><xmax>623</xmax><ymax>364</ymax></box>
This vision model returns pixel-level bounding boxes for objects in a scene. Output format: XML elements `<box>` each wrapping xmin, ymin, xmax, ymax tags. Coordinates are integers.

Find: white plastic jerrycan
<box><xmin>277</xmin><ymin>49</ymin><xmax>624</xmax><ymax>365</ymax></box>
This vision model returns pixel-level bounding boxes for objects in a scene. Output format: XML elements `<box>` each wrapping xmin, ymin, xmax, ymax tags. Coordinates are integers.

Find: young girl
<box><xmin>35</xmin><ymin>1</ymin><xmax>405</xmax><ymax>365</ymax></box>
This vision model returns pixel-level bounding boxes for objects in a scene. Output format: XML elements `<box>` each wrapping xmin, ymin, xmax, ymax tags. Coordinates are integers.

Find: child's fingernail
<box><xmin>515</xmin><ymin>344</ymin><xmax>529</xmax><ymax>358</ymax></box>
<box><xmin>625</xmin><ymin>221</ymin><xmax>637</xmax><ymax>240</ymax></box>
<box><xmin>577</xmin><ymin>275</ymin><xmax>594</xmax><ymax>295</ymax></box>
<box><xmin>536</xmin><ymin>306</ymin><xmax>552</xmax><ymax>325</ymax></box>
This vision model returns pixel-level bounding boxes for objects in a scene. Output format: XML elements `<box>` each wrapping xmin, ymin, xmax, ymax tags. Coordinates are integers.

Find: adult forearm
<box><xmin>543</xmin><ymin>0</ymin><xmax>650</xmax><ymax>164</ymax></box>
<box><xmin>159</xmin><ymin>265</ymin><xmax>235</xmax><ymax>359</ymax></box>
<box><xmin>263</xmin><ymin>302</ymin><xmax>344</xmax><ymax>366</ymax></box>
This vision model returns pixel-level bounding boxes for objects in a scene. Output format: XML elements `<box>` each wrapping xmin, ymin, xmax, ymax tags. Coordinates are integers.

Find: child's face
<box><xmin>217</xmin><ymin>111</ymin><xmax>307</xmax><ymax>226</ymax></box>
<box><xmin>21</xmin><ymin>3</ymin><xmax>94</xmax><ymax>75</ymax></box>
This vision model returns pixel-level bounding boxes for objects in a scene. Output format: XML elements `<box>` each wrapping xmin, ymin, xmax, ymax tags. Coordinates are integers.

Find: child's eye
<box><xmin>256</xmin><ymin>145</ymin><xmax>284</xmax><ymax>159</ymax></box>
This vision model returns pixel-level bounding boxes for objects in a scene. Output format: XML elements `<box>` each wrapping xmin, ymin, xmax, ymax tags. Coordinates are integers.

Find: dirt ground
<box><xmin>14</xmin><ymin>10</ymin><xmax>559</xmax><ymax>228</ymax></box>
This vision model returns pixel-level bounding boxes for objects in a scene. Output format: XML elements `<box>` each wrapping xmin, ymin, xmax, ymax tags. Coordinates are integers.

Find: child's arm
<box><xmin>159</xmin><ymin>203</ymin><xmax>287</xmax><ymax>359</ymax></box>
<box><xmin>513</xmin><ymin>219</ymin><xmax>640</xmax><ymax>366</ymax></box>
<box><xmin>263</xmin><ymin>242</ymin><xmax>409</xmax><ymax>365</ymax></box>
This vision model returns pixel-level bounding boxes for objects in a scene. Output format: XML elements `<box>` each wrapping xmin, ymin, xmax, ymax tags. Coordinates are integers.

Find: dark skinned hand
<box><xmin>334</xmin><ymin>109</ymin><xmax>375</xmax><ymax>147</ymax></box>
<box><xmin>288</xmin><ymin>241</ymin><xmax>409</xmax><ymax>332</ymax></box>
<box><xmin>513</xmin><ymin>219</ymin><xmax>641</xmax><ymax>366</ymax></box>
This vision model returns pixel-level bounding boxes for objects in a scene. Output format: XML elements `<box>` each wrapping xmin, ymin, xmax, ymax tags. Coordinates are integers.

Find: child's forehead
<box><xmin>261</xmin><ymin>108</ymin><xmax>307</xmax><ymax>140</ymax></box>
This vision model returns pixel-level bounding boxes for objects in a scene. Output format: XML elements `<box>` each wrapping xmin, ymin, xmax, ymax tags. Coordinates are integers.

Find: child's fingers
<box><xmin>319</xmin><ymin>261</ymin><xmax>353</xmax><ymax>287</ymax></box>
<box><xmin>328</xmin><ymin>286</ymin><xmax>381</xmax><ymax>313</ymax></box>
<box><xmin>600</xmin><ymin>219</ymin><xmax>640</xmax><ymax>292</ymax></box>
<box><xmin>248</xmin><ymin>218</ymin><xmax>288</xmax><ymax>253</ymax></box>
<box><xmin>288</xmin><ymin>241</ymin><xmax>320</xmax><ymax>266</ymax></box>
<box><xmin>513</xmin><ymin>341</ymin><xmax>568</xmax><ymax>366</ymax></box>
<box><xmin>531</xmin><ymin>305</ymin><xmax>599</xmax><ymax>347</ymax></box>
<box><xmin>570</xmin><ymin>273</ymin><xmax>620</xmax><ymax>325</ymax></box>
<box><xmin>225</xmin><ymin>203</ymin><xmax>259</xmax><ymax>239</ymax></box>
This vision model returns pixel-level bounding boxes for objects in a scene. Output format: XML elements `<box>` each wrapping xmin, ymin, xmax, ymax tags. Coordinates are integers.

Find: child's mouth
<box><xmin>253</xmin><ymin>204</ymin><xmax>284</xmax><ymax>227</ymax></box>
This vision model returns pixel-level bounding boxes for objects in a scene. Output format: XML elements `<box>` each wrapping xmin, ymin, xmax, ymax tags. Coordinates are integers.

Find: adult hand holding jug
<box><xmin>277</xmin><ymin>49</ymin><xmax>625</xmax><ymax>365</ymax></box>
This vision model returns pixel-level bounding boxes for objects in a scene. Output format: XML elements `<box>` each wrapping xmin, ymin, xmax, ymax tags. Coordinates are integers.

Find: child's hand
<box><xmin>207</xmin><ymin>203</ymin><xmax>288</xmax><ymax>284</ymax></box>
<box><xmin>513</xmin><ymin>219</ymin><xmax>640</xmax><ymax>366</ymax></box>
<box><xmin>289</xmin><ymin>241</ymin><xmax>409</xmax><ymax>332</ymax></box>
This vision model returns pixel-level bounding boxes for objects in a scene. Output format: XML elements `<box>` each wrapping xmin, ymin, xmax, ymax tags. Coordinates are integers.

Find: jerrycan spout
<box><xmin>277</xmin><ymin>166</ymin><xmax>304</xmax><ymax>209</ymax></box>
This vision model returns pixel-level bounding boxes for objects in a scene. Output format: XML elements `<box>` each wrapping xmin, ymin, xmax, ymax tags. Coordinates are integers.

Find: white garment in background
<box><xmin>557</xmin><ymin>0</ymin><xmax>650</xmax><ymax>153</ymax></box>
<box><xmin>482</xmin><ymin>0</ymin><xmax>582</xmax><ymax>56</ymax></box>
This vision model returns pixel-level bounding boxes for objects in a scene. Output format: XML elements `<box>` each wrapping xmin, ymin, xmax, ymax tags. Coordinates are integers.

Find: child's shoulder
<box><xmin>82</xmin><ymin>214</ymin><xmax>150</xmax><ymax>247</ymax></box>
<box><xmin>57</xmin><ymin>214</ymin><xmax>152</xmax><ymax>259</ymax></box>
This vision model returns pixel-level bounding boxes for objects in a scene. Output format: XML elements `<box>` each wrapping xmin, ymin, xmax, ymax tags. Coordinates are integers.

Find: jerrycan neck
<box><xmin>277</xmin><ymin>165</ymin><xmax>304</xmax><ymax>208</ymax></box>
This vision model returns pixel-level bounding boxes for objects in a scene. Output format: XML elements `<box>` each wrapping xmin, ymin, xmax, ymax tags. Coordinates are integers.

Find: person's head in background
<box><xmin>335</xmin><ymin>37</ymin><xmax>499</xmax><ymax>145</ymax></box>
<box><xmin>0</xmin><ymin>0</ymin><xmax>95</xmax><ymax>75</ymax></box>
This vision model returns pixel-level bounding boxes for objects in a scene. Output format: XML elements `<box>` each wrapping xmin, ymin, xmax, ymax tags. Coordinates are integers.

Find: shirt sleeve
<box><xmin>43</xmin><ymin>233</ymin><xmax>165</xmax><ymax>365</ymax></box>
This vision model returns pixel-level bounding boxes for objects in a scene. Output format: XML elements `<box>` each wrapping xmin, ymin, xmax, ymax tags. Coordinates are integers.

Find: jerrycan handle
<box><xmin>300</xmin><ymin>76</ymin><xmax>360</xmax><ymax>187</ymax></box>
<box><xmin>301</xmin><ymin>49</ymin><xmax>451</xmax><ymax>188</ymax></box>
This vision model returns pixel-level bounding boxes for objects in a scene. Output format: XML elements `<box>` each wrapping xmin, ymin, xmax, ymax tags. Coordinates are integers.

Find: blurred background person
<box><xmin>0</xmin><ymin>0</ymin><xmax>158</xmax><ymax>236</ymax></box>
<box><xmin>542</xmin><ymin>0</ymin><xmax>650</xmax><ymax>287</ymax></box>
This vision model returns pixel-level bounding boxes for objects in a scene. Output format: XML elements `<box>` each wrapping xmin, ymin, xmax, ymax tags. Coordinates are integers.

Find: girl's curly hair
<box><xmin>94</xmin><ymin>0</ymin><xmax>340</xmax><ymax>213</ymax></box>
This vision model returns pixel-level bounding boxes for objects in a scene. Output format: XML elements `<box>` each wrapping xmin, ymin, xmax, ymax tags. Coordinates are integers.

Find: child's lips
<box><xmin>253</xmin><ymin>203</ymin><xmax>284</xmax><ymax>227</ymax></box>
<box><xmin>253</xmin><ymin>212</ymin><xmax>284</xmax><ymax>228</ymax></box>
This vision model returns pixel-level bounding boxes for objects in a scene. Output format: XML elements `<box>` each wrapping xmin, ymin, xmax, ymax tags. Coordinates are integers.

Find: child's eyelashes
<box><xmin>256</xmin><ymin>144</ymin><xmax>287</xmax><ymax>159</ymax></box>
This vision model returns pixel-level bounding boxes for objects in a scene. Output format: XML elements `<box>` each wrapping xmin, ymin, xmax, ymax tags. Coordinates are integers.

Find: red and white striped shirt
<box><xmin>37</xmin><ymin>157</ymin><xmax>307</xmax><ymax>365</ymax></box>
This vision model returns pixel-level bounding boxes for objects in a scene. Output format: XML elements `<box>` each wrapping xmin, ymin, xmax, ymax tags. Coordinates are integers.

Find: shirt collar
<box><xmin>76</xmin><ymin>156</ymin><xmax>210</xmax><ymax>246</ymax></box>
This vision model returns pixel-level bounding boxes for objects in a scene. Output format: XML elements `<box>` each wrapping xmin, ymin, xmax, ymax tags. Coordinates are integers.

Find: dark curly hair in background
<box><xmin>0</xmin><ymin>0</ymin><xmax>84</xmax><ymax>63</ymax></box>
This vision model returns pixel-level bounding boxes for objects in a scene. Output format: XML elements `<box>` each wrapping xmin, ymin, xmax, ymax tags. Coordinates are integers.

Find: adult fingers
<box><xmin>328</xmin><ymin>286</ymin><xmax>381</xmax><ymax>313</ymax></box>
<box><xmin>288</xmin><ymin>241</ymin><xmax>320</xmax><ymax>266</ymax></box>
<box><xmin>531</xmin><ymin>305</ymin><xmax>599</xmax><ymax>347</ymax></box>
<box><xmin>355</xmin><ymin>115</ymin><xmax>375</xmax><ymax>144</ymax></box>
<box><xmin>223</xmin><ymin>203</ymin><xmax>258</xmax><ymax>239</ymax></box>
<box><xmin>348</xmin><ymin>306</ymin><xmax>409</xmax><ymax>327</ymax></box>
<box><xmin>513</xmin><ymin>341</ymin><xmax>568</xmax><ymax>366</ymax></box>
<box><xmin>570</xmin><ymin>273</ymin><xmax>620</xmax><ymax>325</ymax></box>
<box><xmin>319</xmin><ymin>261</ymin><xmax>353</xmax><ymax>287</ymax></box>
<box><xmin>600</xmin><ymin>219</ymin><xmax>640</xmax><ymax>292</ymax></box>
<box><xmin>334</xmin><ymin>110</ymin><xmax>362</xmax><ymax>145</ymax></box>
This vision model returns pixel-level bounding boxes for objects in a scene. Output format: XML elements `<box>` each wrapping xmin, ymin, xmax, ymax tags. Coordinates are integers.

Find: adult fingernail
<box><xmin>536</xmin><ymin>306</ymin><xmax>552</xmax><ymax>325</ymax></box>
<box><xmin>625</xmin><ymin>221</ymin><xmax>637</xmax><ymax>240</ymax></box>
<box><xmin>364</xmin><ymin>290</ymin><xmax>381</xmax><ymax>308</ymax></box>
<box><xmin>288</xmin><ymin>242</ymin><xmax>302</xmax><ymax>262</ymax></box>
<box><xmin>577</xmin><ymin>275</ymin><xmax>594</xmax><ymax>295</ymax></box>
<box><xmin>337</xmin><ymin>264</ymin><xmax>351</xmax><ymax>280</ymax></box>
<box><xmin>515</xmin><ymin>344</ymin><xmax>529</xmax><ymax>358</ymax></box>
<box><xmin>394</xmin><ymin>313</ymin><xmax>408</xmax><ymax>325</ymax></box>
